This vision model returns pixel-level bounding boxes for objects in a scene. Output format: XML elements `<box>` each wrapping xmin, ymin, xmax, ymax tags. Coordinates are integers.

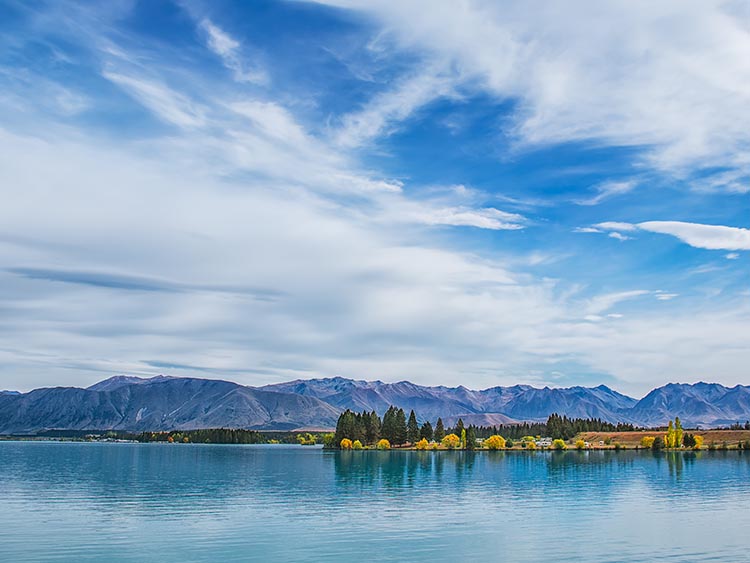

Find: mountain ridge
<box><xmin>1</xmin><ymin>375</ymin><xmax>749</xmax><ymax>433</ymax></box>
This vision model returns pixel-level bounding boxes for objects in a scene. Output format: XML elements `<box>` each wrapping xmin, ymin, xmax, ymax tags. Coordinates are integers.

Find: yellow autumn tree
<box><xmin>376</xmin><ymin>438</ymin><xmax>391</xmax><ymax>450</ymax></box>
<box><xmin>415</xmin><ymin>438</ymin><xmax>429</xmax><ymax>450</ymax></box>
<box><xmin>552</xmin><ymin>439</ymin><xmax>567</xmax><ymax>450</ymax></box>
<box><xmin>665</xmin><ymin>420</ymin><xmax>676</xmax><ymax>448</ymax></box>
<box><xmin>484</xmin><ymin>435</ymin><xmax>506</xmax><ymax>450</ymax></box>
<box><xmin>640</xmin><ymin>436</ymin><xmax>656</xmax><ymax>448</ymax></box>
<box><xmin>340</xmin><ymin>438</ymin><xmax>353</xmax><ymax>449</ymax></box>
<box><xmin>525</xmin><ymin>441</ymin><xmax>537</xmax><ymax>450</ymax></box>
<box><xmin>575</xmin><ymin>439</ymin><xmax>586</xmax><ymax>450</ymax></box>
<box><xmin>442</xmin><ymin>433</ymin><xmax>460</xmax><ymax>449</ymax></box>
<box><xmin>352</xmin><ymin>439</ymin><xmax>363</xmax><ymax>450</ymax></box>
<box><xmin>693</xmin><ymin>435</ymin><xmax>704</xmax><ymax>450</ymax></box>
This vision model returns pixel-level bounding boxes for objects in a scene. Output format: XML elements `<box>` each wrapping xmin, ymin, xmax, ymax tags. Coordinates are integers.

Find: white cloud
<box><xmin>102</xmin><ymin>70</ymin><xmax>206</xmax><ymax>128</ymax></box>
<box><xmin>332</xmin><ymin>64</ymin><xmax>459</xmax><ymax>148</ymax></box>
<box><xmin>316</xmin><ymin>0</ymin><xmax>750</xmax><ymax>185</ymax></box>
<box><xmin>592</xmin><ymin>220</ymin><xmax>750</xmax><ymax>251</ymax></box>
<box><xmin>595</xmin><ymin>222</ymin><xmax>639</xmax><ymax>232</ymax></box>
<box><xmin>200</xmin><ymin>19</ymin><xmax>268</xmax><ymax>85</ymax></box>
<box><xmin>608</xmin><ymin>232</ymin><xmax>631</xmax><ymax>241</ymax></box>
<box><xmin>576</xmin><ymin>180</ymin><xmax>637</xmax><ymax>206</ymax></box>
<box><xmin>638</xmin><ymin>221</ymin><xmax>750</xmax><ymax>251</ymax></box>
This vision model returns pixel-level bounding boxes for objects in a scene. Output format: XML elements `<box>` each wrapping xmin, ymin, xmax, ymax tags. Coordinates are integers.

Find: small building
<box><xmin>536</xmin><ymin>437</ymin><xmax>553</xmax><ymax>448</ymax></box>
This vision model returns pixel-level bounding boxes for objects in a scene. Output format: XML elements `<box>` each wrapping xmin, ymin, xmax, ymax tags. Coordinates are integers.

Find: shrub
<box><xmin>431</xmin><ymin>442</ymin><xmax>439</xmax><ymax>451</ymax></box>
<box><xmin>442</xmin><ymin>433</ymin><xmax>461</xmax><ymax>449</ymax></box>
<box><xmin>415</xmin><ymin>438</ymin><xmax>429</xmax><ymax>450</ymax></box>
<box><xmin>376</xmin><ymin>439</ymin><xmax>391</xmax><ymax>450</ymax></box>
<box><xmin>505</xmin><ymin>438</ymin><xmax>514</xmax><ymax>448</ymax></box>
<box><xmin>640</xmin><ymin>436</ymin><xmax>656</xmax><ymax>448</ymax></box>
<box><xmin>575</xmin><ymin>439</ymin><xmax>586</xmax><ymax>450</ymax></box>
<box><xmin>651</xmin><ymin>436</ymin><xmax>664</xmax><ymax>450</ymax></box>
<box><xmin>484</xmin><ymin>435</ymin><xmax>506</xmax><ymax>450</ymax></box>
<box><xmin>552</xmin><ymin>439</ymin><xmax>567</xmax><ymax>451</ymax></box>
<box><xmin>340</xmin><ymin>438</ymin><xmax>353</xmax><ymax>450</ymax></box>
<box><xmin>614</xmin><ymin>443</ymin><xmax>623</xmax><ymax>451</ymax></box>
<box><xmin>352</xmin><ymin>440</ymin><xmax>363</xmax><ymax>450</ymax></box>
<box><xmin>525</xmin><ymin>441</ymin><xmax>537</xmax><ymax>451</ymax></box>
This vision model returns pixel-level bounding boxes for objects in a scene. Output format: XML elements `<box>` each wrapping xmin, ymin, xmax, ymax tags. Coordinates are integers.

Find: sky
<box><xmin>0</xmin><ymin>0</ymin><xmax>748</xmax><ymax>396</ymax></box>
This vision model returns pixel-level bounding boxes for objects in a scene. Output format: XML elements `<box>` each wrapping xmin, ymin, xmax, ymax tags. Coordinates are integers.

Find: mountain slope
<box><xmin>2</xmin><ymin>376</ymin><xmax>749</xmax><ymax>433</ymax></box>
<box><xmin>0</xmin><ymin>377</ymin><xmax>340</xmax><ymax>434</ymax></box>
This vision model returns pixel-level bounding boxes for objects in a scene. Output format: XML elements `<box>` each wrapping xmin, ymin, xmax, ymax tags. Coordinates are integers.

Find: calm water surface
<box><xmin>1</xmin><ymin>442</ymin><xmax>749</xmax><ymax>562</ymax></box>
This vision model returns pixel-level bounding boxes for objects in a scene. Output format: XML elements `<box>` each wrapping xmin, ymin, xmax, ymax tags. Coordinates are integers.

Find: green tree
<box><xmin>455</xmin><ymin>418</ymin><xmax>465</xmax><ymax>440</ymax></box>
<box><xmin>407</xmin><ymin>410</ymin><xmax>420</xmax><ymax>444</ymax></box>
<box><xmin>394</xmin><ymin>408</ymin><xmax>408</xmax><ymax>445</ymax></box>
<box><xmin>466</xmin><ymin>426</ymin><xmax>477</xmax><ymax>450</ymax></box>
<box><xmin>434</xmin><ymin>418</ymin><xmax>445</xmax><ymax>442</ymax></box>
<box><xmin>675</xmin><ymin>417</ymin><xmax>684</xmax><ymax>448</ymax></box>
<box><xmin>419</xmin><ymin>421</ymin><xmax>434</xmax><ymax>442</ymax></box>
<box><xmin>381</xmin><ymin>406</ymin><xmax>396</xmax><ymax>443</ymax></box>
<box><xmin>652</xmin><ymin>436</ymin><xmax>664</xmax><ymax>450</ymax></box>
<box><xmin>365</xmin><ymin>410</ymin><xmax>381</xmax><ymax>444</ymax></box>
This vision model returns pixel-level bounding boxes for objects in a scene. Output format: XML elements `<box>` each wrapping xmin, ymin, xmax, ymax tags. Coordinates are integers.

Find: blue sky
<box><xmin>0</xmin><ymin>0</ymin><xmax>748</xmax><ymax>395</ymax></box>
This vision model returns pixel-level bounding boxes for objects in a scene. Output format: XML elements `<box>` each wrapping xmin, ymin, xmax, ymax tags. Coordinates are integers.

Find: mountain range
<box><xmin>1</xmin><ymin>375</ymin><xmax>749</xmax><ymax>434</ymax></box>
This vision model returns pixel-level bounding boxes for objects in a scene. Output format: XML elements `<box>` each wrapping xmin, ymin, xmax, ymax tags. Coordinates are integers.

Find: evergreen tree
<box><xmin>407</xmin><ymin>410</ymin><xmax>420</xmax><ymax>444</ymax></box>
<box><xmin>466</xmin><ymin>426</ymin><xmax>477</xmax><ymax>450</ymax></box>
<box><xmin>334</xmin><ymin>410</ymin><xmax>358</xmax><ymax>447</ymax></box>
<box><xmin>365</xmin><ymin>410</ymin><xmax>381</xmax><ymax>444</ymax></box>
<box><xmin>419</xmin><ymin>421</ymin><xmax>434</xmax><ymax>442</ymax></box>
<box><xmin>455</xmin><ymin>418</ymin><xmax>465</xmax><ymax>440</ymax></box>
<box><xmin>381</xmin><ymin>406</ymin><xmax>396</xmax><ymax>443</ymax></box>
<box><xmin>434</xmin><ymin>418</ymin><xmax>445</xmax><ymax>442</ymax></box>
<box><xmin>394</xmin><ymin>408</ymin><xmax>408</xmax><ymax>445</ymax></box>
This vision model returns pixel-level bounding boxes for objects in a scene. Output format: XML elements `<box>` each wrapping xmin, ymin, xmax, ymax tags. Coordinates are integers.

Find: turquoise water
<box><xmin>1</xmin><ymin>443</ymin><xmax>749</xmax><ymax>562</ymax></box>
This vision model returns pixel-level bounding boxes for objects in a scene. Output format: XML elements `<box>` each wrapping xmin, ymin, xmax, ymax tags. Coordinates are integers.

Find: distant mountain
<box><xmin>0</xmin><ymin>390</ymin><xmax>20</xmax><ymax>396</ymax></box>
<box><xmin>86</xmin><ymin>375</ymin><xmax>177</xmax><ymax>392</ymax></box>
<box><xmin>0</xmin><ymin>376</ymin><xmax>340</xmax><ymax>434</ymax></box>
<box><xmin>260</xmin><ymin>378</ymin><xmax>637</xmax><ymax>424</ymax></box>
<box><xmin>627</xmin><ymin>382</ymin><xmax>750</xmax><ymax>427</ymax></box>
<box><xmin>1</xmin><ymin>376</ymin><xmax>748</xmax><ymax>434</ymax></box>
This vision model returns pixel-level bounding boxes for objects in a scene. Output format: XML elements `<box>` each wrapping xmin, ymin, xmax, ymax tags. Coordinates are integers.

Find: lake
<box><xmin>1</xmin><ymin>442</ymin><xmax>749</xmax><ymax>562</ymax></box>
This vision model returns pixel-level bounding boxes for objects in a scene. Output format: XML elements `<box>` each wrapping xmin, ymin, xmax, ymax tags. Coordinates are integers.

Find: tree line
<box><xmin>332</xmin><ymin>408</ymin><xmax>636</xmax><ymax>448</ymax></box>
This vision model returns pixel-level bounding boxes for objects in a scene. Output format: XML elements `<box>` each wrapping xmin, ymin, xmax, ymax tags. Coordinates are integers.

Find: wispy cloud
<box><xmin>576</xmin><ymin>180</ymin><xmax>637</xmax><ymax>206</ymax></box>
<box><xmin>200</xmin><ymin>19</ymin><xmax>268</xmax><ymax>85</ymax></box>
<box><xmin>316</xmin><ymin>0</ymin><xmax>750</xmax><ymax>187</ymax></box>
<box><xmin>332</xmin><ymin>65</ymin><xmax>459</xmax><ymax>148</ymax></box>
<box><xmin>592</xmin><ymin>220</ymin><xmax>750</xmax><ymax>251</ymax></box>
<box><xmin>102</xmin><ymin>70</ymin><xmax>206</xmax><ymax>128</ymax></box>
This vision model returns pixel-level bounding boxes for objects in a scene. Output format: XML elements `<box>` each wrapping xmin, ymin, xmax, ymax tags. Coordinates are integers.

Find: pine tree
<box><xmin>419</xmin><ymin>421</ymin><xmax>433</xmax><ymax>442</ymax></box>
<box><xmin>466</xmin><ymin>426</ymin><xmax>477</xmax><ymax>450</ymax></box>
<box><xmin>455</xmin><ymin>418</ymin><xmax>465</xmax><ymax>440</ymax></box>
<box><xmin>407</xmin><ymin>410</ymin><xmax>419</xmax><ymax>444</ymax></box>
<box><xmin>434</xmin><ymin>418</ymin><xmax>445</xmax><ymax>442</ymax></box>
<box><xmin>365</xmin><ymin>410</ymin><xmax>381</xmax><ymax>444</ymax></box>
<box><xmin>394</xmin><ymin>408</ymin><xmax>408</xmax><ymax>445</ymax></box>
<box><xmin>381</xmin><ymin>406</ymin><xmax>396</xmax><ymax>443</ymax></box>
